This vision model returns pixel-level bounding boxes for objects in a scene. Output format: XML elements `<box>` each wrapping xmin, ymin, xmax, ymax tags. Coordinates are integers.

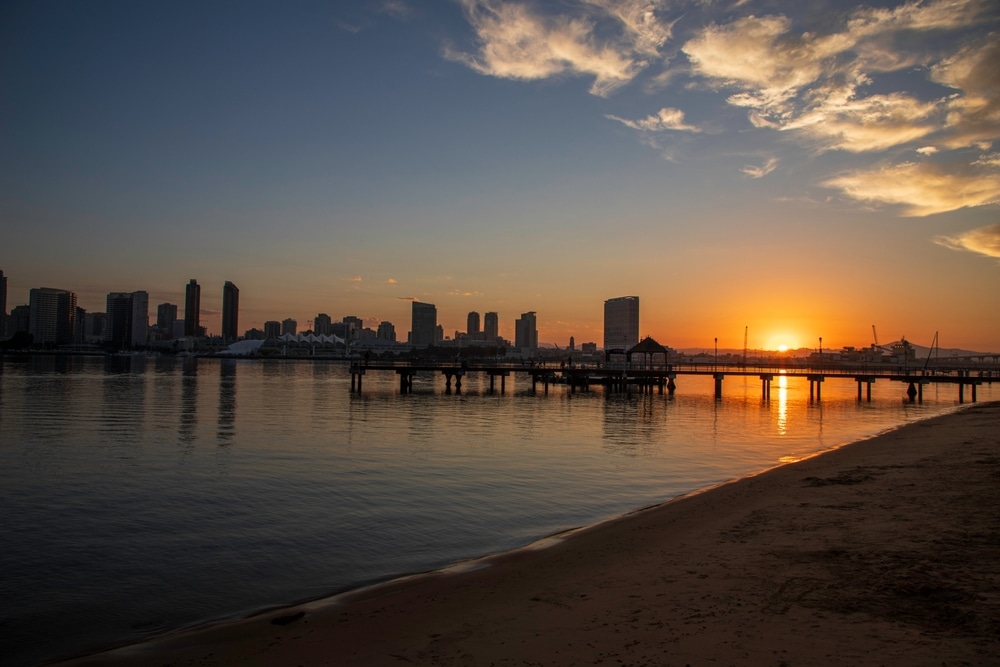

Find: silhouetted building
<box><xmin>467</xmin><ymin>311</ymin><xmax>480</xmax><ymax>336</ymax></box>
<box><xmin>604</xmin><ymin>296</ymin><xmax>639</xmax><ymax>351</ymax></box>
<box><xmin>515</xmin><ymin>311</ymin><xmax>538</xmax><ymax>353</ymax></box>
<box><xmin>157</xmin><ymin>303</ymin><xmax>177</xmax><ymax>338</ymax></box>
<box><xmin>314</xmin><ymin>313</ymin><xmax>333</xmax><ymax>336</ymax></box>
<box><xmin>105</xmin><ymin>292</ymin><xmax>134</xmax><ymax>349</ymax></box>
<box><xmin>29</xmin><ymin>288</ymin><xmax>77</xmax><ymax>345</ymax></box>
<box><xmin>484</xmin><ymin>311</ymin><xmax>499</xmax><ymax>341</ymax></box>
<box><xmin>343</xmin><ymin>315</ymin><xmax>363</xmax><ymax>341</ymax></box>
<box><xmin>184</xmin><ymin>279</ymin><xmax>201</xmax><ymax>337</ymax></box>
<box><xmin>84</xmin><ymin>312</ymin><xmax>107</xmax><ymax>342</ymax></box>
<box><xmin>264</xmin><ymin>320</ymin><xmax>281</xmax><ymax>339</ymax></box>
<box><xmin>8</xmin><ymin>304</ymin><xmax>30</xmax><ymax>338</ymax></box>
<box><xmin>244</xmin><ymin>327</ymin><xmax>265</xmax><ymax>340</ymax></box>
<box><xmin>411</xmin><ymin>301</ymin><xmax>437</xmax><ymax>347</ymax></box>
<box><xmin>222</xmin><ymin>281</ymin><xmax>239</xmax><ymax>341</ymax></box>
<box><xmin>377</xmin><ymin>321</ymin><xmax>396</xmax><ymax>341</ymax></box>
<box><xmin>131</xmin><ymin>291</ymin><xmax>148</xmax><ymax>346</ymax></box>
<box><xmin>281</xmin><ymin>318</ymin><xmax>297</xmax><ymax>336</ymax></box>
<box><xmin>0</xmin><ymin>268</ymin><xmax>7</xmax><ymax>336</ymax></box>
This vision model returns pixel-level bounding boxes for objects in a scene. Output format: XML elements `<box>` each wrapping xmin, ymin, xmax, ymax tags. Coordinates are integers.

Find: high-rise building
<box><xmin>467</xmin><ymin>311</ymin><xmax>480</xmax><ymax>336</ymax></box>
<box><xmin>514</xmin><ymin>311</ymin><xmax>538</xmax><ymax>353</ymax></box>
<box><xmin>105</xmin><ymin>292</ymin><xmax>134</xmax><ymax>349</ymax></box>
<box><xmin>343</xmin><ymin>315</ymin><xmax>363</xmax><ymax>340</ymax></box>
<box><xmin>604</xmin><ymin>296</ymin><xmax>639</xmax><ymax>351</ymax></box>
<box><xmin>314</xmin><ymin>313</ymin><xmax>332</xmax><ymax>336</ymax></box>
<box><xmin>184</xmin><ymin>279</ymin><xmax>201</xmax><ymax>337</ymax></box>
<box><xmin>131</xmin><ymin>290</ymin><xmax>148</xmax><ymax>346</ymax></box>
<box><xmin>157</xmin><ymin>303</ymin><xmax>177</xmax><ymax>337</ymax></box>
<box><xmin>0</xmin><ymin>268</ymin><xmax>7</xmax><ymax>336</ymax></box>
<box><xmin>484</xmin><ymin>311</ymin><xmax>499</xmax><ymax>341</ymax></box>
<box><xmin>377</xmin><ymin>321</ymin><xmax>396</xmax><ymax>342</ymax></box>
<box><xmin>264</xmin><ymin>320</ymin><xmax>281</xmax><ymax>339</ymax></box>
<box><xmin>28</xmin><ymin>288</ymin><xmax>77</xmax><ymax>345</ymax></box>
<box><xmin>410</xmin><ymin>301</ymin><xmax>437</xmax><ymax>347</ymax></box>
<box><xmin>8</xmin><ymin>304</ymin><xmax>30</xmax><ymax>338</ymax></box>
<box><xmin>84</xmin><ymin>312</ymin><xmax>107</xmax><ymax>342</ymax></box>
<box><xmin>281</xmin><ymin>318</ymin><xmax>297</xmax><ymax>336</ymax></box>
<box><xmin>222</xmin><ymin>281</ymin><xmax>239</xmax><ymax>341</ymax></box>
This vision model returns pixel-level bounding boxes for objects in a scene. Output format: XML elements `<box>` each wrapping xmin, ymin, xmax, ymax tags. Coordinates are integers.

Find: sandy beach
<box><xmin>61</xmin><ymin>401</ymin><xmax>1000</xmax><ymax>666</ymax></box>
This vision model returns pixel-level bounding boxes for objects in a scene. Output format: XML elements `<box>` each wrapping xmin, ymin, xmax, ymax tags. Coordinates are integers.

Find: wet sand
<box><xmin>62</xmin><ymin>402</ymin><xmax>1000</xmax><ymax>666</ymax></box>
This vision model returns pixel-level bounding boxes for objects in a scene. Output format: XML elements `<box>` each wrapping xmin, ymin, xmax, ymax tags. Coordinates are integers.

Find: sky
<box><xmin>2</xmin><ymin>0</ymin><xmax>998</xmax><ymax>351</ymax></box>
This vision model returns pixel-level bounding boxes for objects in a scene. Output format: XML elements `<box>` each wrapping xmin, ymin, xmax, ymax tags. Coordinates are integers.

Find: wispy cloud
<box><xmin>380</xmin><ymin>0</ymin><xmax>413</xmax><ymax>21</ymax></box>
<box><xmin>823</xmin><ymin>159</ymin><xmax>1000</xmax><ymax>216</ymax></box>
<box><xmin>447</xmin><ymin>0</ymin><xmax>673</xmax><ymax>97</ymax></box>
<box><xmin>386</xmin><ymin>278</ymin><xmax>398</xmax><ymax>284</ymax></box>
<box><xmin>934</xmin><ymin>223</ymin><xmax>1000</xmax><ymax>259</ymax></box>
<box><xmin>398</xmin><ymin>296</ymin><xmax>417</xmax><ymax>301</ymax></box>
<box><xmin>349</xmin><ymin>276</ymin><xmax>363</xmax><ymax>282</ymax></box>
<box><xmin>741</xmin><ymin>156</ymin><xmax>779</xmax><ymax>179</ymax></box>
<box><xmin>606</xmin><ymin>107</ymin><xmax>698</xmax><ymax>132</ymax></box>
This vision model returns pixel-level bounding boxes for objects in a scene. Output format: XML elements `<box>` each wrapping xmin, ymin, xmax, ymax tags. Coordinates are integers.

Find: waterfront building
<box><xmin>84</xmin><ymin>312</ymin><xmax>107</xmax><ymax>342</ymax></box>
<box><xmin>467</xmin><ymin>311</ymin><xmax>480</xmax><ymax>337</ymax></box>
<box><xmin>222</xmin><ymin>281</ymin><xmax>239</xmax><ymax>341</ymax></box>
<box><xmin>377</xmin><ymin>321</ymin><xmax>396</xmax><ymax>342</ymax></box>
<box><xmin>28</xmin><ymin>288</ymin><xmax>77</xmax><ymax>345</ymax></box>
<box><xmin>264</xmin><ymin>320</ymin><xmax>281</xmax><ymax>339</ymax></box>
<box><xmin>131</xmin><ymin>291</ymin><xmax>148</xmax><ymax>346</ymax></box>
<box><xmin>244</xmin><ymin>327</ymin><xmax>265</xmax><ymax>340</ymax></box>
<box><xmin>343</xmin><ymin>315</ymin><xmax>363</xmax><ymax>341</ymax></box>
<box><xmin>0</xmin><ymin>268</ymin><xmax>7</xmax><ymax>336</ymax></box>
<box><xmin>8</xmin><ymin>304</ymin><xmax>30</xmax><ymax>338</ymax></box>
<box><xmin>281</xmin><ymin>318</ymin><xmax>297</xmax><ymax>336</ymax></box>
<box><xmin>484</xmin><ymin>311</ymin><xmax>499</xmax><ymax>341</ymax></box>
<box><xmin>105</xmin><ymin>292</ymin><xmax>134</xmax><ymax>349</ymax></box>
<box><xmin>314</xmin><ymin>313</ymin><xmax>332</xmax><ymax>336</ymax></box>
<box><xmin>514</xmin><ymin>311</ymin><xmax>538</xmax><ymax>353</ymax></box>
<box><xmin>604</xmin><ymin>296</ymin><xmax>639</xmax><ymax>351</ymax></box>
<box><xmin>157</xmin><ymin>303</ymin><xmax>177</xmax><ymax>338</ymax></box>
<box><xmin>411</xmin><ymin>301</ymin><xmax>437</xmax><ymax>347</ymax></box>
<box><xmin>184</xmin><ymin>279</ymin><xmax>201</xmax><ymax>337</ymax></box>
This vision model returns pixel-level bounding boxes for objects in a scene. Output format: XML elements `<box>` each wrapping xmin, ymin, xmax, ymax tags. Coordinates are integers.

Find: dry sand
<box><xmin>62</xmin><ymin>402</ymin><xmax>1000</xmax><ymax>666</ymax></box>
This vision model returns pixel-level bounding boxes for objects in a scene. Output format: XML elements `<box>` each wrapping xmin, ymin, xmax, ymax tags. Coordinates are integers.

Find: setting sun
<box><xmin>777</xmin><ymin>344</ymin><xmax>789</xmax><ymax>352</ymax></box>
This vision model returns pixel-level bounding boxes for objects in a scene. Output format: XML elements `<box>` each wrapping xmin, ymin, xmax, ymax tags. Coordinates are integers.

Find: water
<box><xmin>0</xmin><ymin>354</ymin><xmax>991</xmax><ymax>665</ymax></box>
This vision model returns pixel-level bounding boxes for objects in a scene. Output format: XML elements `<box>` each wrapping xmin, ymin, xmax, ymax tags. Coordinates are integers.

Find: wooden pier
<box><xmin>349</xmin><ymin>360</ymin><xmax>996</xmax><ymax>403</ymax></box>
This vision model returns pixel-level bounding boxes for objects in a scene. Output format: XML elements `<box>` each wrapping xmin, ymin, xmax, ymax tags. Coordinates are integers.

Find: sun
<box><xmin>777</xmin><ymin>344</ymin><xmax>789</xmax><ymax>352</ymax></box>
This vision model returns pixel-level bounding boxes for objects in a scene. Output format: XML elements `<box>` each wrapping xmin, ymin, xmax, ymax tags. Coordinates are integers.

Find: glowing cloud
<box><xmin>606</xmin><ymin>107</ymin><xmax>698</xmax><ymax>132</ymax></box>
<box><xmin>448</xmin><ymin>0</ymin><xmax>672</xmax><ymax>96</ymax></box>
<box><xmin>386</xmin><ymin>278</ymin><xmax>398</xmax><ymax>284</ymax></box>
<box><xmin>934</xmin><ymin>223</ymin><xmax>1000</xmax><ymax>259</ymax></box>
<box><xmin>823</xmin><ymin>161</ymin><xmax>1000</xmax><ymax>216</ymax></box>
<box><xmin>741</xmin><ymin>156</ymin><xmax>779</xmax><ymax>179</ymax></box>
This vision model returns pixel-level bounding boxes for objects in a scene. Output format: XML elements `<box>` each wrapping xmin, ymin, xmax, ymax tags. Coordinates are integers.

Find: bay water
<box><xmin>0</xmin><ymin>354</ymin><xmax>989</xmax><ymax>665</ymax></box>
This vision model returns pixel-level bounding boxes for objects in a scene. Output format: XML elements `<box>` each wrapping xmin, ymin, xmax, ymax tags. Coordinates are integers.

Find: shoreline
<box><xmin>58</xmin><ymin>401</ymin><xmax>1000</xmax><ymax>666</ymax></box>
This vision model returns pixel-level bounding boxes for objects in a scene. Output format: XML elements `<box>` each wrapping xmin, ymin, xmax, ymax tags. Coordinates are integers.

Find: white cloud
<box><xmin>917</xmin><ymin>146</ymin><xmax>939</xmax><ymax>155</ymax></box>
<box><xmin>741</xmin><ymin>156</ymin><xmax>779</xmax><ymax>178</ymax></box>
<box><xmin>934</xmin><ymin>223</ymin><xmax>1000</xmax><ymax>259</ymax></box>
<box><xmin>447</xmin><ymin>0</ymin><xmax>673</xmax><ymax>96</ymax></box>
<box><xmin>824</xmin><ymin>160</ymin><xmax>1000</xmax><ymax>216</ymax></box>
<box><xmin>606</xmin><ymin>107</ymin><xmax>698</xmax><ymax>132</ymax></box>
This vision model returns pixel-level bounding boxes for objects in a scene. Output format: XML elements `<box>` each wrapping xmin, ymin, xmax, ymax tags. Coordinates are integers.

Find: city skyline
<box><xmin>2</xmin><ymin>1</ymin><xmax>999</xmax><ymax>351</ymax></box>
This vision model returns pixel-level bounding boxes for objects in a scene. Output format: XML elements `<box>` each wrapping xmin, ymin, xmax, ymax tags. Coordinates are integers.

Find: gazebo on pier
<box><xmin>627</xmin><ymin>336</ymin><xmax>672</xmax><ymax>369</ymax></box>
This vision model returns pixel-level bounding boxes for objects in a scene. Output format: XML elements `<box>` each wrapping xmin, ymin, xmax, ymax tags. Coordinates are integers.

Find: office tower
<box><xmin>514</xmin><ymin>311</ymin><xmax>538</xmax><ymax>353</ymax></box>
<box><xmin>410</xmin><ymin>301</ymin><xmax>437</xmax><ymax>347</ymax></box>
<box><xmin>467</xmin><ymin>311</ymin><xmax>480</xmax><ymax>336</ymax></box>
<box><xmin>85</xmin><ymin>312</ymin><xmax>107</xmax><ymax>341</ymax></box>
<box><xmin>343</xmin><ymin>315</ymin><xmax>363</xmax><ymax>340</ymax></box>
<box><xmin>184</xmin><ymin>279</ymin><xmax>201</xmax><ymax>337</ymax></box>
<box><xmin>157</xmin><ymin>303</ymin><xmax>178</xmax><ymax>337</ymax></box>
<box><xmin>28</xmin><ymin>288</ymin><xmax>77</xmax><ymax>345</ymax></box>
<box><xmin>105</xmin><ymin>292</ymin><xmax>134</xmax><ymax>349</ymax></box>
<box><xmin>377</xmin><ymin>321</ymin><xmax>396</xmax><ymax>342</ymax></box>
<box><xmin>222</xmin><ymin>281</ymin><xmax>239</xmax><ymax>341</ymax></box>
<box><xmin>0</xmin><ymin>268</ymin><xmax>7</xmax><ymax>335</ymax></box>
<box><xmin>131</xmin><ymin>290</ymin><xmax>148</xmax><ymax>346</ymax></box>
<box><xmin>8</xmin><ymin>304</ymin><xmax>30</xmax><ymax>338</ymax></box>
<box><xmin>484</xmin><ymin>311</ymin><xmax>499</xmax><ymax>342</ymax></box>
<box><xmin>314</xmin><ymin>313</ymin><xmax>332</xmax><ymax>336</ymax></box>
<box><xmin>604</xmin><ymin>296</ymin><xmax>639</xmax><ymax>351</ymax></box>
<box><xmin>281</xmin><ymin>318</ymin><xmax>297</xmax><ymax>336</ymax></box>
<box><xmin>264</xmin><ymin>320</ymin><xmax>281</xmax><ymax>339</ymax></box>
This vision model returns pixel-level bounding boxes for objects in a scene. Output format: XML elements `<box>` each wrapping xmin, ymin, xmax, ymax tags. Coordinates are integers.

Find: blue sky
<box><xmin>2</xmin><ymin>0</ymin><xmax>998</xmax><ymax>349</ymax></box>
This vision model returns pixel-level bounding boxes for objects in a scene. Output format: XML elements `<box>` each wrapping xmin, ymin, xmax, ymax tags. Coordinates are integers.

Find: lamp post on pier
<box><xmin>819</xmin><ymin>337</ymin><xmax>823</xmax><ymax>367</ymax></box>
<box><xmin>714</xmin><ymin>337</ymin><xmax>718</xmax><ymax>371</ymax></box>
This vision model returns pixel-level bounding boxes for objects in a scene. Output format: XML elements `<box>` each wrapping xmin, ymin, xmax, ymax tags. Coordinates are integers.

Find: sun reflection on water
<box><xmin>776</xmin><ymin>372</ymin><xmax>788</xmax><ymax>435</ymax></box>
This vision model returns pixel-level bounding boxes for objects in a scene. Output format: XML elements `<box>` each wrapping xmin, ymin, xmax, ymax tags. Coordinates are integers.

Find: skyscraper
<box><xmin>604</xmin><ymin>296</ymin><xmax>639</xmax><ymax>351</ymax></box>
<box><xmin>157</xmin><ymin>303</ymin><xmax>177</xmax><ymax>337</ymax></box>
<box><xmin>264</xmin><ymin>320</ymin><xmax>281</xmax><ymax>339</ymax></box>
<box><xmin>484</xmin><ymin>311</ymin><xmax>499</xmax><ymax>342</ymax></box>
<box><xmin>281</xmin><ymin>318</ymin><xmax>297</xmax><ymax>336</ymax></box>
<box><xmin>343</xmin><ymin>315</ymin><xmax>363</xmax><ymax>340</ymax></box>
<box><xmin>314</xmin><ymin>313</ymin><xmax>332</xmax><ymax>336</ymax></box>
<box><xmin>514</xmin><ymin>311</ymin><xmax>538</xmax><ymax>353</ymax></box>
<box><xmin>29</xmin><ymin>288</ymin><xmax>77</xmax><ymax>345</ymax></box>
<box><xmin>377</xmin><ymin>321</ymin><xmax>396</xmax><ymax>341</ymax></box>
<box><xmin>184</xmin><ymin>279</ymin><xmax>201</xmax><ymax>337</ymax></box>
<box><xmin>410</xmin><ymin>301</ymin><xmax>437</xmax><ymax>347</ymax></box>
<box><xmin>467</xmin><ymin>311</ymin><xmax>480</xmax><ymax>336</ymax></box>
<box><xmin>105</xmin><ymin>292</ymin><xmax>134</xmax><ymax>349</ymax></box>
<box><xmin>0</xmin><ymin>268</ymin><xmax>7</xmax><ymax>336</ymax></box>
<box><xmin>222</xmin><ymin>281</ymin><xmax>239</xmax><ymax>341</ymax></box>
<box><xmin>131</xmin><ymin>290</ymin><xmax>148</xmax><ymax>346</ymax></box>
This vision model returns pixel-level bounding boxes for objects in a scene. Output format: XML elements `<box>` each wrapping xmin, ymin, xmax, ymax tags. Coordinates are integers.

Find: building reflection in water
<box><xmin>179</xmin><ymin>357</ymin><xmax>198</xmax><ymax>446</ymax></box>
<box><xmin>217</xmin><ymin>360</ymin><xmax>236</xmax><ymax>444</ymax></box>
